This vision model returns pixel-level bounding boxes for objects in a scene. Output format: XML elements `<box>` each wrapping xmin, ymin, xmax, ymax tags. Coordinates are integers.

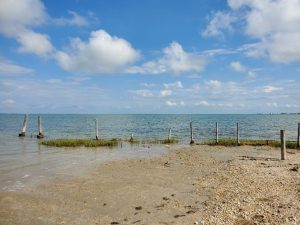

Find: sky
<box><xmin>0</xmin><ymin>0</ymin><xmax>300</xmax><ymax>114</ymax></box>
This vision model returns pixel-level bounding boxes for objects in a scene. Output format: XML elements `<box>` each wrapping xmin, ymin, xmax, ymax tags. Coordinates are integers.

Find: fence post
<box><xmin>95</xmin><ymin>119</ymin><xmax>99</xmax><ymax>140</ymax></box>
<box><xmin>280</xmin><ymin>130</ymin><xmax>286</xmax><ymax>160</ymax></box>
<box><xmin>190</xmin><ymin>122</ymin><xmax>194</xmax><ymax>144</ymax></box>
<box><xmin>236</xmin><ymin>122</ymin><xmax>240</xmax><ymax>145</ymax></box>
<box><xmin>168</xmin><ymin>128</ymin><xmax>172</xmax><ymax>141</ymax></box>
<box><xmin>216</xmin><ymin>122</ymin><xmax>219</xmax><ymax>144</ymax></box>
<box><xmin>19</xmin><ymin>114</ymin><xmax>28</xmax><ymax>137</ymax></box>
<box><xmin>37</xmin><ymin>114</ymin><xmax>44</xmax><ymax>139</ymax></box>
<box><xmin>297</xmin><ymin>123</ymin><xmax>300</xmax><ymax>148</ymax></box>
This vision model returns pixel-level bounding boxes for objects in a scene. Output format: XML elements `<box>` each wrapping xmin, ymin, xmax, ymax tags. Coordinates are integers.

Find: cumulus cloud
<box><xmin>53</xmin><ymin>11</ymin><xmax>89</xmax><ymax>26</ymax></box>
<box><xmin>230</xmin><ymin>61</ymin><xmax>247</xmax><ymax>72</ymax></box>
<box><xmin>203</xmin><ymin>0</ymin><xmax>300</xmax><ymax>63</ymax></box>
<box><xmin>202</xmin><ymin>11</ymin><xmax>237</xmax><ymax>38</ymax></box>
<box><xmin>228</xmin><ymin>0</ymin><xmax>300</xmax><ymax>63</ymax></box>
<box><xmin>165</xmin><ymin>101</ymin><xmax>177</xmax><ymax>107</ymax></box>
<box><xmin>195</xmin><ymin>100</ymin><xmax>233</xmax><ymax>107</ymax></box>
<box><xmin>163</xmin><ymin>81</ymin><xmax>183</xmax><ymax>89</ymax></box>
<box><xmin>1</xmin><ymin>99</ymin><xmax>15</xmax><ymax>105</ymax></box>
<box><xmin>262</xmin><ymin>85</ymin><xmax>282</xmax><ymax>93</ymax></box>
<box><xmin>130</xmin><ymin>89</ymin><xmax>153</xmax><ymax>97</ymax></box>
<box><xmin>126</xmin><ymin>42</ymin><xmax>207</xmax><ymax>75</ymax></box>
<box><xmin>0</xmin><ymin>0</ymin><xmax>53</xmax><ymax>56</ymax></box>
<box><xmin>56</xmin><ymin>30</ymin><xmax>140</xmax><ymax>74</ymax></box>
<box><xmin>160</xmin><ymin>90</ymin><xmax>172</xmax><ymax>97</ymax></box>
<box><xmin>0</xmin><ymin>58</ymin><xmax>33</xmax><ymax>75</ymax></box>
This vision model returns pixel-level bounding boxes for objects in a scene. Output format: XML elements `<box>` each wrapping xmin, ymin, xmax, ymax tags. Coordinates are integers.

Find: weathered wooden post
<box><xmin>216</xmin><ymin>122</ymin><xmax>219</xmax><ymax>144</ymax></box>
<box><xmin>168</xmin><ymin>128</ymin><xmax>172</xmax><ymax>141</ymax></box>
<box><xmin>190</xmin><ymin>122</ymin><xmax>194</xmax><ymax>144</ymax></box>
<box><xmin>297</xmin><ymin>123</ymin><xmax>300</xmax><ymax>148</ymax></box>
<box><xmin>37</xmin><ymin>114</ymin><xmax>44</xmax><ymax>139</ymax></box>
<box><xmin>130</xmin><ymin>133</ymin><xmax>134</xmax><ymax>142</ymax></box>
<box><xmin>95</xmin><ymin>119</ymin><xmax>99</xmax><ymax>140</ymax></box>
<box><xmin>19</xmin><ymin>114</ymin><xmax>28</xmax><ymax>137</ymax></box>
<box><xmin>236</xmin><ymin>122</ymin><xmax>240</xmax><ymax>145</ymax></box>
<box><xmin>280</xmin><ymin>130</ymin><xmax>286</xmax><ymax>160</ymax></box>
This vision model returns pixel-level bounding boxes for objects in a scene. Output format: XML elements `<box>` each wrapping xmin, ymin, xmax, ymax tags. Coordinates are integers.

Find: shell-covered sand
<box><xmin>0</xmin><ymin>145</ymin><xmax>299</xmax><ymax>225</ymax></box>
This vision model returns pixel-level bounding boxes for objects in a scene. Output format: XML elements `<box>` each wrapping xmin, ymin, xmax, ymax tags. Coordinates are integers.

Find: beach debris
<box><xmin>19</xmin><ymin>114</ymin><xmax>28</xmax><ymax>137</ymax></box>
<box><xmin>164</xmin><ymin>161</ymin><xmax>170</xmax><ymax>167</ymax></box>
<box><xmin>110</xmin><ymin>222</ymin><xmax>119</xmax><ymax>225</ymax></box>
<box><xmin>174</xmin><ymin>214</ymin><xmax>186</xmax><ymax>218</ymax></box>
<box><xmin>135</xmin><ymin>206</ymin><xmax>142</xmax><ymax>210</ymax></box>
<box><xmin>289</xmin><ymin>165</ymin><xmax>299</xmax><ymax>172</ymax></box>
<box><xmin>162</xmin><ymin>197</ymin><xmax>170</xmax><ymax>201</ymax></box>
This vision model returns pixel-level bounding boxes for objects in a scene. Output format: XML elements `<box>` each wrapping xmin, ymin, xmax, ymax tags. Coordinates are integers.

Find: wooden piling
<box><xmin>297</xmin><ymin>123</ymin><xmax>300</xmax><ymax>148</ymax></box>
<box><xmin>236</xmin><ymin>122</ymin><xmax>240</xmax><ymax>145</ymax></box>
<box><xmin>95</xmin><ymin>119</ymin><xmax>99</xmax><ymax>140</ymax></box>
<box><xmin>280</xmin><ymin>130</ymin><xmax>286</xmax><ymax>160</ymax></box>
<box><xmin>190</xmin><ymin>122</ymin><xmax>194</xmax><ymax>144</ymax></box>
<box><xmin>37</xmin><ymin>115</ymin><xmax>44</xmax><ymax>139</ymax></box>
<box><xmin>168</xmin><ymin>128</ymin><xmax>172</xmax><ymax>141</ymax></box>
<box><xmin>19</xmin><ymin>114</ymin><xmax>28</xmax><ymax>137</ymax></box>
<box><xmin>216</xmin><ymin>122</ymin><xmax>219</xmax><ymax>144</ymax></box>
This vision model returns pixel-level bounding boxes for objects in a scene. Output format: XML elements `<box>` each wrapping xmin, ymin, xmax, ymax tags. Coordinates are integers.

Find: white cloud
<box><xmin>0</xmin><ymin>58</ymin><xmax>33</xmax><ymax>75</ymax></box>
<box><xmin>227</xmin><ymin>0</ymin><xmax>300</xmax><ymax>63</ymax></box>
<box><xmin>247</xmin><ymin>71</ymin><xmax>256</xmax><ymax>79</ymax></box>
<box><xmin>130</xmin><ymin>89</ymin><xmax>153</xmax><ymax>97</ymax></box>
<box><xmin>160</xmin><ymin>90</ymin><xmax>172</xmax><ymax>97</ymax></box>
<box><xmin>266</xmin><ymin>102</ymin><xmax>278</xmax><ymax>108</ymax></box>
<box><xmin>127</xmin><ymin>42</ymin><xmax>207</xmax><ymax>75</ymax></box>
<box><xmin>16</xmin><ymin>31</ymin><xmax>53</xmax><ymax>56</ymax></box>
<box><xmin>202</xmin><ymin>11</ymin><xmax>236</xmax><ymax>38</ymax></box>
<box><xmin>262</xmin><ymin>85</ymin><xmax>282</xmax><ymax>93</ymax></box>
<box><xmin>195</xmin><ymin>100</ymin><xmax>233</xmax><ymax>107</ymax></box>
<box><xmin>56</xmin><ymin>30</ymin><xmax>140</xmax><ymax>74</ymax></box>
<box><xmin>0</xmin><ymin>0</ymin><xmax>53</xmax><ymax>56</ymax></box>
<box><xmin>53</xmin><ymin>11</ymin><xmax>89</xmax><ymax>26</ymax></box>
<box><xmin>163</xmin><ymin>81</ymin><xmax>183</xmax><ymax>89</ymax></box>
<box><xmin>195</xmin><ymin>100</ymin><xmax>210</xmax><ymax>106</ymax></box>
<box><xmin>1</xmin><ymin>99</ymin><xmax>15</xmax><ymax>105</ymax></box>
<box><xmin>230</xmin><ymin>61</ymin><xmax>247</xmax><ymax>72</ymax></box>
<box><xmin>165</xmin><ymin>101</ymin><xmax>177</xmax><ymax>107</ymax></box>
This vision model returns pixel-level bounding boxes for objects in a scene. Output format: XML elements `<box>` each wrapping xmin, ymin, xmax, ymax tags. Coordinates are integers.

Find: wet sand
<box><xmin>0</xmin><ymin>145</ymin><xmax>299</xmax><ymax>225</ymax></box>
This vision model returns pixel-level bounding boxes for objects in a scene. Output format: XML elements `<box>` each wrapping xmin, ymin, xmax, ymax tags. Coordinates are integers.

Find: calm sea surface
<box><xmin>0</xmin><ymin>114</ymin><xmax>299</xmax><ymax>191</ymax></box>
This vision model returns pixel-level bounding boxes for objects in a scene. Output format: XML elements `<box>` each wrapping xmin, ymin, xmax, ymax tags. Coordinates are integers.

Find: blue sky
<box><xmin>0</xmin><ymin>0</ymin><xmax>300</xmax><ymax>113</ymax></box>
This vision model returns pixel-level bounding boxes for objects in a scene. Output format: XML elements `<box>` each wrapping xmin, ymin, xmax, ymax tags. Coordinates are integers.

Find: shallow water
<box><xmin>0</xmin><ymin>114</ymin><xmax>299</xmax><ymax>191</ymax></box>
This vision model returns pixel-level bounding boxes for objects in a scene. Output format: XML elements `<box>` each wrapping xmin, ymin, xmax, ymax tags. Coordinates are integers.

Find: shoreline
<box><xmin>0</xmin><ymin>145</ymin><xmax>299</xmax><ymax>224</ymax></box>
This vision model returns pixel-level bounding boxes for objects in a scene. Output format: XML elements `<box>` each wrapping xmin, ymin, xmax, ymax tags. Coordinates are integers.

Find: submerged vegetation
<box><xmin>203</xmin><ymin>138</ymin><xmax>299</xmax><ymax>149</ymax></box>
<box><xmin>41</xmin><ymin>139</ymin><xmax>119</xmax><ymax>147</ymax></box>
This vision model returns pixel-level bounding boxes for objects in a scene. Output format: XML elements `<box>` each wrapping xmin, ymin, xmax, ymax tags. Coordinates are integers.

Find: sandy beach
<box><xmin>0</xmin><ymin>145</ymin><xmax>299</xmax><ymax>225</ymax></box>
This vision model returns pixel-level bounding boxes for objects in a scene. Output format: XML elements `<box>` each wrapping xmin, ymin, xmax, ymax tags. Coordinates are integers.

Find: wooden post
<box><xmin>216</xmin><ymin>122</ymin><xmax>219</xmax><ymax>144</ymax></box>
<box><xmin>130</xmin><ymin>133</ymin><xmax>134</xmax><ymax>142</ymax></box>
<box><xmin>19</xmin><ymin>114</ymin><xmax>28</xmax><ymax>137</ymax></box>
<box><xmin>37</xmin><ymin>114</ymin><xmax>44</xmax><ymax>139</ymax></box>
<box><xmin>236</xmin><ymin>122</ymin><xmax>240</xmax><ymax>145</ymax></box>
<box><xmin>95</xmin><ymin>119</ymin><xmax>99</xmax><ymax>140</ymax></box>
<box><xmin>280</xmin><ymin>130</ymin><xmax>286</xmax><ymax>160</ymax></box>
<box><xmin>168</xmin><ymin>128</ymin><xmax>172</xmax><ymax>141</ymax></box>
<box><xmin>297</xmin><ymin>123</ymin><xmax>300</xmax><ymax>148</ymax></box>
<box><xmin>190</xmin><ymin>122</ymin><xmax>194</xmax><ymax>144</ymax></box>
